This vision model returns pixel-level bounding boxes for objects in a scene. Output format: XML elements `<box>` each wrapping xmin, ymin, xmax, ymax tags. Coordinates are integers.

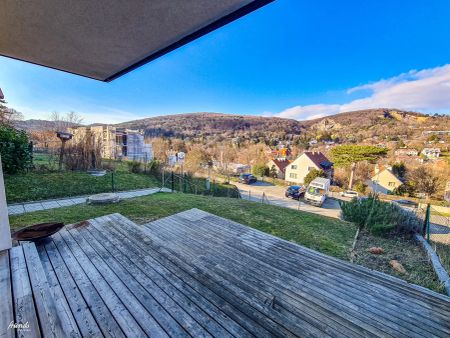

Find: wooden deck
<box><xmin>1</xmin><ymin>209</ymin><xmax>450</xmax><ymax>337</ymax></box>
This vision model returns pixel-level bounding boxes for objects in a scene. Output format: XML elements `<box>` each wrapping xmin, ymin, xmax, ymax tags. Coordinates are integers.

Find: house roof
<box><xmin>0</xmin><ymin>1</ymin><xmax>273</xmax><ymax>82</ymax></box>
<box><xmin>371</xmin><ymin>168</ymin><xmax>403</xmax><ymax>184</ymax></box>
<box><xmin>269</xmin><ymin>159</ymin><xmax>290</xmax><ymax>172</ymax></box>
<box><xmin>304</xmin><ymin>151</ymin><xmax>333</xmax><ymax>170</ymax></box>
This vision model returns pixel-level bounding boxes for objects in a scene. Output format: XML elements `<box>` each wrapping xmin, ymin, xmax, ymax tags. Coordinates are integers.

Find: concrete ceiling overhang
<box><xmin>0</xmin><ymin>0</ymin><xmax>273</xmax><ymax>82</ymax></box>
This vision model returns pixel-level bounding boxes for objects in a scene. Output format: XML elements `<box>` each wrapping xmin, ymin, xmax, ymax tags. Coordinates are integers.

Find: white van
<box><xmin>304</xmin><ymin>177</ymin><xmax>330</xmax><ymax>207</ymax></box>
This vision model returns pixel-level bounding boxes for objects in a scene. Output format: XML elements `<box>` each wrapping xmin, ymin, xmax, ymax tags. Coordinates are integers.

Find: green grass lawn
<box><xmin>8</xmin><ymin>192</ymin><xmax>445</xmax><ymax>293</ymax></box>
<box><xmin>10</xmin><ymin>192</ymin><xmax>355</xmax><ymax>259</ymax></box>
<box><xmin>5</xmin><ymin>171</ymin><xmax>160</xmax><ymax>203</ymax></box>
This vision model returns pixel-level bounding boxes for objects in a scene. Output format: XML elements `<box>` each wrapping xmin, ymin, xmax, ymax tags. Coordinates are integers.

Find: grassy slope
<box><xmin>354</xmin><ymin>230</ymin><xmax>445</xmax><ymax>293</ymax></box>
<box><xmin>5</xmin><ymin>171</ymin><xmax>160</xmax><ymax>203</ymax></box>
<box><xmin>9</xmin><ymin>193</ymin><xmax>444</xmax><ymax>293</ymax></box>
<box><xmin>10</xmin><ymin>192</ymin><xmax>354</xmax><ymax>259</ymax></box>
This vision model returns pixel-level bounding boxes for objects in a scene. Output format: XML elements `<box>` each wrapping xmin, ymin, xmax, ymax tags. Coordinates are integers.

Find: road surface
<box><xmin>234</xmin><ymin>181</ymin><xmax>342</xmax><ymax>219</ymax></box>
<box><xmin>235</xmin><ymin>181</ymin><xmax>450</xmax><ymax>244</ymax></box>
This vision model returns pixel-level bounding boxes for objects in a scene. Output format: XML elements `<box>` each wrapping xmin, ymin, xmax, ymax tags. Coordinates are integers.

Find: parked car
<box><xmin>239</xmin><ymin>173</ymin><xmax>257</xmax><ymax>184</ymax></box>
<box><xmin>285</xmin><ymin>185</ymin><xmax>305</xmax><ymax>199</ymax></box>
<box><xmin>393</xmin><ymin>199</ymin><xmax>418</xmax><ymax>208</ymax></box>
<box><xmin>340</xmin><ymin>190</ymin><xmax>359</xmax><ymax>198</ymax></box>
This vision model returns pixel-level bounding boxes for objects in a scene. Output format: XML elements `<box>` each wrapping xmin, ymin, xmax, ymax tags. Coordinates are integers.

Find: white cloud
<box><xmin>277</xmin><ymin>104</ymin><xmax>341</xmax><ymax>120</ymax></box>
<box><xmin>275</xmin><ymin>64</ymin><xmax>450</xmax><ymax>120</ymax></box>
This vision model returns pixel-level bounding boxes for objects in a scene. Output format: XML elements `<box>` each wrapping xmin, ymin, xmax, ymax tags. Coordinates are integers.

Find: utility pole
<box><xmin>348</xmin><ymin>162</ymin><xmax>356</xmax><ymax>190</ymax></box>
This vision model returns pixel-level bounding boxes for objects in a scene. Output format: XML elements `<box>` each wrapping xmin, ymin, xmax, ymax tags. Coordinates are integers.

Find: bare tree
<box><xmin>0</xmin><ymin>98</ymin><xmax>23</xmax><ymax>125</ymax></box>
<box><xmin>408</xmin><ymin>167</ymin><xmax>441</xmax><ymax>199</ymax></box>
<box><xmin>50</xmin><ymin>111</ymin><xmax>83</xmax><ymax>131</ymax></box>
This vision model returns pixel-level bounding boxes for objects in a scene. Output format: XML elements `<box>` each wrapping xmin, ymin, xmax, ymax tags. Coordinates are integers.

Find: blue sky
<box><xmin>1</xmin><ymin>0</ymin><xmax>450</xmax><ymax>123</ymax></box>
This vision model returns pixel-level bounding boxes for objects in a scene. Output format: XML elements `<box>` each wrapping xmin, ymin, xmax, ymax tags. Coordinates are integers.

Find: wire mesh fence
<box><xmin>417</xmin><ymin>204</ymin><xmax>450</xmax><ymax>273</ymax></box>
<box><xmin>158</xmin><ymin>170</ymin><xmax>241</xmax><ymax>198</ymax></box>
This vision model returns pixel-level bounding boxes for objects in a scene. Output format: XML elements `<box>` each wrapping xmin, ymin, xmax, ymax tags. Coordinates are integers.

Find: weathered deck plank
<box><xmin>46</xmin><ymin>234</ymin><xmax>125</xmax><ymax>338</ymax></box>
<box><xmin>147</xmin><ymin>213</ymin><xmax>449</xmax><ymax>336</ymax></box>
<box><xmin>67</xmin><ymin>224</ymin><xmax>187</xmax><ymax>337</ymax></box>
<box><xmin>142</xmin><ymin>209</ymin><xmax>450</xmax><ymax>337</ymax></box>
<box><xmin>7</xmin><ymin>209</ymin><xmax>447</xmax><ymax>338</ymax></box>
<box><xmin>0</xmin><ymin>250</ymin><xmax>14</xmax><ymax>338</ymax></box>
<box><xmin>21</xmin><ymin>242</ymin><xmax>65</xmax><ymax>338</ymax></box>
<box><xmin>100</xmin><ymin>214</ymin><xmax>286</xmax><ymax>338</ymax></box>
<box><xmin>56</xmin><ymin>229</ymin><xmax>152</xmax><ymax>338</ymax></box>
<box><xmin>206</xmin><ymin>213</ymin><xmax>450</xmax><ymax>309</ymax></box>
<box><xmin>146</xmin><ymin>217</ymin><xmax>395</xmax><ymax>337</ymax></box>
<box><xmin>10</xmin><ymin>246</ymin><xmax>41</xmax><ymax>338</ymax></box>
<box><xmin>83</xmin><ymin>217</ymin><xmax>228</xmax><ymax>337</ymax></box>
<box><xmin>35</xmin><ymin>242</ymin><xmax>83</xmax><ymax>338</ymax></box>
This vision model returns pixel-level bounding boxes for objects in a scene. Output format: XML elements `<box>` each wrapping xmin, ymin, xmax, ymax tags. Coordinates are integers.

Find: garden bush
<box><xmin>146</xmin><ymin>159</ymin><xmax>161</xmax><ymax>175</ymax></box>
<box><xmin>0</xmin><ymin>125</ymin><xmax>32</xmax><ymax>174</ymax></box>
<box><xmin>340</xmin><ymin>194</ymin><xmax>422</xmax><ymax>235</ymax></box>
<box><xmin>354</xmin><ymin>181</ymin><xmax>367</xmax><ymax>194</ymax></box>
<box><xmin>127</xmin><ymin>161</ymin><xmax>142</xmax><ymax>173</ymax></box>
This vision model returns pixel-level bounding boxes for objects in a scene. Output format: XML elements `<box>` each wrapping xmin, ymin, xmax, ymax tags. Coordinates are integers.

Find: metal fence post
<box><xmin>422</xmin><ymin>203</ymin><xmax>430</xmax><ymax>239</ymax></box>
<box><xmin>426</xmin><ymin>204</ymin><xmax>431</xmax><ymax>242</ymax></box>
<box><xmin>111</xmin><ymin>171</ymin><xmax>115</xmax><ymax>192</ymax></box>
<box><xmin>171</xmin><ymin>171</ymin><xmax>174</xmax><ymax>192</ymax></box>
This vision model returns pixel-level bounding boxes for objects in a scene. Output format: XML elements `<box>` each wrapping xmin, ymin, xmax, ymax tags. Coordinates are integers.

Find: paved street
<box><xmin>234</xmin><ymin>181</ymin><xmax>342</xmax><ymax>219</ymax></box>
<box><xmin>235</xmin><ymin>181</ymin><xmax>450</xmax><ymax>244</ymax></box>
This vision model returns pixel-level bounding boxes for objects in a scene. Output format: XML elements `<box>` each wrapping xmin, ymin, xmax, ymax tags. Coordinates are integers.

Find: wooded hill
<box><xmin>116</xmin><ymin>109</ymin><xmax>450</xmax><ymax>143</ymax></box>
<box><xmin>17</xmin><ymin>109</ymin><xmax>450</xmax><ymax>144</ymax></box>
<box><xmin>117</xmin><ymin>112</ymin><xmax>304</xmax><ymax>141</ymax></box>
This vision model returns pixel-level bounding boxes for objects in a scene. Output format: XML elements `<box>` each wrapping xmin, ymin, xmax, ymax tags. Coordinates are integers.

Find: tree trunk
<box><xmin>348</xmin><ymin>162</ymin><xmax>356</xmax><ymax>189</ymax></box>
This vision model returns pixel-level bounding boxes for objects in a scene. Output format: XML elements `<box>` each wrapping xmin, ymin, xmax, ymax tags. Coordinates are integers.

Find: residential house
<box><xmin>267</xmin><ymin>158</ymin><xmax>290</xmax><ymax>179</ymax></box>
<box><xmin>285</xmin><ymin>152</ymin><xmax>333</xmax><ymax>185</ymax></box>
<box><xmin>369</xmin><ymin>166</ymin><xmax>403</xmax><ymax>194</ymax></box>
<box><xmin>394</xmin><ymin>149</ymin><xmax>419</xmax><ymax>156</ymax></box>
<box><xmin>421</xmin><ymin>148</ymin><xmax>441</xmax><ymax>159</ymax></box>
<box><xmin>212</xmin><ymin>161</ymin><xmax>250</xmax><ymax>175</ymax></box>
<box><xmin>422</xmin><ymin>130</ymin><xmax>450</xmax><ymax>136</ymax></box>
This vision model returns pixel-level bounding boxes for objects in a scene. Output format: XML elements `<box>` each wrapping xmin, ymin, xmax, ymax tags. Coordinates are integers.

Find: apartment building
<box><xmin>68</xmin><ymin>125</ymin><xmax>153</xmax><ymax>161</ymax></box>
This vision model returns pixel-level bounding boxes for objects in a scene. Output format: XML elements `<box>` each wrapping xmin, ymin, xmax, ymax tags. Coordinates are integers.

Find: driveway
<box><xmin>234</xmin><ymin>181</ymin><xmax>341</xmax><ymax>219</ymax></box>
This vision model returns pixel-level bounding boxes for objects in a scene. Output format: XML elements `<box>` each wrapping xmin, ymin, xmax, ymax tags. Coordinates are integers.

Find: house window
<box><xmin>290</xmin><ymin>173</ymin><xmax>297</xmax><ymax>179</ymax></box>
<box><xmin>307</xmin><ymin>166</ymin><xmax>315</xmax><ymax>171</ymax></box>
<box><xmin>388</xmin><ymin>182</ymin><xmax>396</xmax><ymax>187</ymax></box>
<box><xmin>291</xmin><ymin>165</ymin><xmax>297</xmax><ymax>169</ymax></box>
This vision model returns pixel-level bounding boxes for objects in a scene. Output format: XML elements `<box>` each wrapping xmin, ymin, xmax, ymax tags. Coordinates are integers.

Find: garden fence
<box><xmin>159</xmin><ymin>170</ymin><xmax>241</xmax><ymax>199</ymax></box>
<box><xmin>418</xmin><ymin>204</ymin><xmax>450</xmax><ymax>274</ymax></box>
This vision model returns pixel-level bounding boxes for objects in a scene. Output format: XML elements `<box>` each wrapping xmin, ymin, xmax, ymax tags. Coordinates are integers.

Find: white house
<box><xmin>394</xmin><ymin>149</ymin><xmax>419</xmax><ymax>156</ymax></box>
<box><xmin>368</xmin><ymin>167</ymin><xmax>403</xmax><ymax>194</ymax></box>
<box><xmin>285</xmin><ymin>152</ymin><xmax>333</xmax><ymax>185</ymax></box>
<box><xmin>421</xmin><ymin>148</ymin><xmax>441</xmax><ymax>159</ymax></box>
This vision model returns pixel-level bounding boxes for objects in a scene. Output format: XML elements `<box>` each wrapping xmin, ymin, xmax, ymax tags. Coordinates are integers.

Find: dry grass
<box><xmin>354</xmin><ymin>230</ymin><xmax>446</xmax><ymax>293</ymax></box>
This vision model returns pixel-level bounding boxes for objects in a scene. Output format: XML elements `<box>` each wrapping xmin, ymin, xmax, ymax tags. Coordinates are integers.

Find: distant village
<box><xmin>24</xmin><ymin>118</ymin><xmax>450</xmax><ymax>203</ymax></box>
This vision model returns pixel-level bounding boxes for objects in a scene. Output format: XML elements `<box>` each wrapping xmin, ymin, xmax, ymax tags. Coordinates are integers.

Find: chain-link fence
<box><xmin>418</xmin><ymin>204</ymin><xmax>450</xmax><ymax>273</ymax></box>
<box><xmin>158</xmin><ymin>170</ymin><xmax>241</xmax><ymax>198</ymax></box>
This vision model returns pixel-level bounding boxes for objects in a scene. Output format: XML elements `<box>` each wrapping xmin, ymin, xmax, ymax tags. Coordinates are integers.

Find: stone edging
<box><xmin>414</xmin><ymin>234</ymin><xmax>450</xmax><ymax>296</ymax></box>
